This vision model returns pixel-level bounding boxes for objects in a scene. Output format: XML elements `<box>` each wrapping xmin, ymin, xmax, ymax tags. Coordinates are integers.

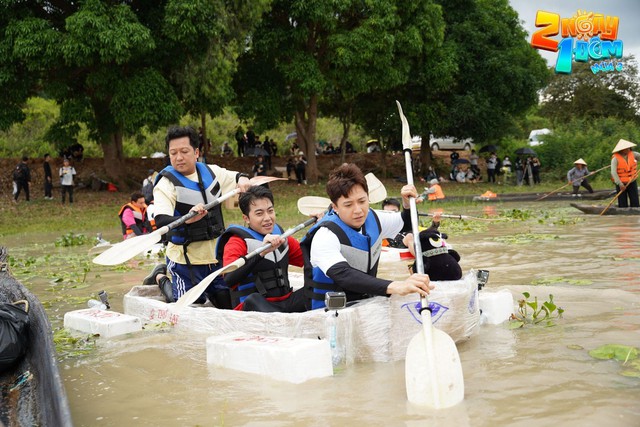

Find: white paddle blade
<box><xmin>174</xmin><ymin>260</ymin><xmax>244</xmax><ymax>309</ymax></box>
<box><xmin>405</xmin><ymin>325</ymin><xmax>465</xmax><ymax>408</ymax></box>
<box><xmin>396</xmin><ymin>101</ymin><xmax>413</xmax><ymax>151</ymax></box>
<box><xmin>92</xmin><ymin>230</ymin><xmax>163</xmax><ymax>265</ymax></box>
<box><xmin>249</xmin><ymin>176</ymin><xmax>286</xmax><ymax>186</ymax></box>
<box><xmin>365</xmin><ymin>173</ymin><xmax>388</xmax><ymax>203</ymax></box>
<box><xmin>297</xmin><ymin>196</ymin><xmax>331</xmax><ymax>216</ymax></box>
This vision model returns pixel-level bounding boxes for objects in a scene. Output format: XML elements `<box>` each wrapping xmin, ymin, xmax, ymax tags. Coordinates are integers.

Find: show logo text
<box><xmin>530</xmin><ymin>10</ymin><xmax>623</xmax><ymax>74</ymax></box>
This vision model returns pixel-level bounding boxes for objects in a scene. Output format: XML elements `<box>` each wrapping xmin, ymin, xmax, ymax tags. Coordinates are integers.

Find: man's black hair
<box><xmin>238</xmin><ymin>186</ymin><xmax>274</xmax><ymax>216</ymax></box>
<box><xmin>165</xmin><ymin>126</ymin><xmax>199</xmax><ymax>151</ymax></box>
<box><xmin>381</xmin><ymin>197</ymin><xmax>401</xmax><ymax>209</ymax></box>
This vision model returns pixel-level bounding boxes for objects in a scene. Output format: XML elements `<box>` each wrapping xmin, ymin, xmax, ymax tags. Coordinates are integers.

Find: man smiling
<box><xmin>216</xmin><ymin>186</ymin><xmax>306</xmax><ymax>312</ymax></box>
<box><xmin>142</xmin><ymin>126</ymin><xmax>251</xmax><ymax>306</ymax></box>
<box><xmin>301</xmin><ymin>163</ymin><xmax>433</xmax><ymax>310</ymax></box>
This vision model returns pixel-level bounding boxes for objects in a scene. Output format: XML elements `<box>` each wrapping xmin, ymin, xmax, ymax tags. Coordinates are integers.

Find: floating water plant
<box><xmin>589</xmin><ymin>344</ymin><xmax>640</xmax><ymax>378</ymax></box>
<box><xmin>531</xmin><ymin>277</ymin><xmax>592</xmax><ymax>286</ymax></box>
<box><xmin>55</xmin><ymin>232</ymin><xmax>89</xmax><ymax>247</ymax></box>
<box><xmin>492</xmin><ymin>233</ymin><xmax>559</xmax><ymax>244</ymax></box>
<box><xmin>508</xmin><ymin>292</ymin><xmax>564</xmax><ymax>328</ymax></box>
<box><xmin>53</xmin><ymin>327</ymin><xmax>98</xmax><ymax>360</ymax></box>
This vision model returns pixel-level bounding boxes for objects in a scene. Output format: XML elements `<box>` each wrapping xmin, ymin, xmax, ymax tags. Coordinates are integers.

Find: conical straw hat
<box><xmin>573</xmin><ymin>158</ymin><xmax>587</xmax><ymax>165</ymax></box>
<box><xmin>612</xmin><ymin>138</ymin><xmax>637</xmax><ymax>153</ymax></box>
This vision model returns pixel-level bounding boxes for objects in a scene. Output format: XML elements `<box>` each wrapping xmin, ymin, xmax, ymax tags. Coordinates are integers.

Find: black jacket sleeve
<box><xmin>154</xmin><ymin>214</ymin><xmax>180</xmax><ymax>228</ymax></box>
<box><xmin>326</xmin><ymin>261</ymin><xmax>392</xmax><ymax>296</ymax></box>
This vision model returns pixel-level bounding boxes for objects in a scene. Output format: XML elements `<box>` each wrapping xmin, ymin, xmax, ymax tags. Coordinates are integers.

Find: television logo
<box><xmin>530</xmin><ymin>10</ymin><xmax>623</xmax><ymax>75</ymax></box>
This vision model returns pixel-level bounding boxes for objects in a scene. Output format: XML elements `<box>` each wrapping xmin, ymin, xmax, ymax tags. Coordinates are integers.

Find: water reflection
<box><xmin>4</xmin><ymin>204</ymin><xmax>640</xmax><ymax>426</ymax></box>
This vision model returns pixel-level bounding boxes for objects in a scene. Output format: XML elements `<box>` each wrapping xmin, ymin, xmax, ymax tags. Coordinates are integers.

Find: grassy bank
<box><xmin>1</xmin><ymin>176</ymin><xmax>614</xmax><ymax>239</ymax></box>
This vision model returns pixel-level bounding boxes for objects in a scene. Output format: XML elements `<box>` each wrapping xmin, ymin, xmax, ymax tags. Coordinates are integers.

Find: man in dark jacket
<box><xmin>43</xmin><ymin>154</ymin><xmax>53</xmax><ymax>200</ymax></box>
<box><xmin>12</xmin><ymin>156</ymin><xmax>31</xmax><ymax>202</ymax></box>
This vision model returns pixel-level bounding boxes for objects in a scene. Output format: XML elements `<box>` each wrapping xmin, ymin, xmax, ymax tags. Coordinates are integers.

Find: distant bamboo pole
<box><xmin>536</xmin><ymin>165</ymin><xmax>610</xmax><ymax>201</ymax></box>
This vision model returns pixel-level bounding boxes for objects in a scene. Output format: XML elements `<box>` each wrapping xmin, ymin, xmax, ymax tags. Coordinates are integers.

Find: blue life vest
<box><xmin>156</xmin><ymin>163</ymin><xmax>225</xmax><ymax>245</ymax></box>
<box><xmin>300</xmin><ymin>209</ymin><xmax>382</xmax><ymax>310</ymax></box>
<box><xmin>216</xmin><ymin>224</ymin><xmax>291</xmax><ymax>307</ymax></box>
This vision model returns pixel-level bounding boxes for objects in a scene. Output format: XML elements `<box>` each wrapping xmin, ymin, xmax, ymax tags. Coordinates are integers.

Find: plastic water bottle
<box><xmin>326</xmin><ymin>311</ymin><xmax>345</xmax><ymax>367</ymax></box>
<box><xmin>87</xmin><ymin>299</ymin><xmax>107</xmax><ymax>310</ymax></box>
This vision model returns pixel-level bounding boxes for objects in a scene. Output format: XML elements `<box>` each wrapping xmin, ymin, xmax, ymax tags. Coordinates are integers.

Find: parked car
<box><xmin>411</xmin><ymin>135</ymin><xmax>474</xmax><ymax>151</ymax></box>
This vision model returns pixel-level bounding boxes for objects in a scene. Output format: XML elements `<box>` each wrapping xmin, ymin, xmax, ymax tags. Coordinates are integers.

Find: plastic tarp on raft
<box><xmin>123</xmin><ymin>270</ymin><xmax>480</xmax><ymax>364</ymax></box>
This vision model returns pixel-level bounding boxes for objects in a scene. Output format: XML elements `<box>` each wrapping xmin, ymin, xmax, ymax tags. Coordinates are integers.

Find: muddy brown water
<box><xmin>2</xmin><ymin>202</ymin><xmax>639</xmax><ymax>426</ymax></box>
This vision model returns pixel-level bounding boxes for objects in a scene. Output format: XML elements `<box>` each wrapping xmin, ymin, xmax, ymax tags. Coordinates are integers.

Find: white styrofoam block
<box><xmin>64</xmin><ymin>309</ymin><xmax>142</xmax><ymax>338</ymax></box>
<box><xmin>206</xmin><ymin>332</ymin><xmax>333</xmax><ymax>384</ymax></box>
<box><xmin>479</xmin><ymin>290</ymin><xmax>514</xmax><ymax>325</ymax></box>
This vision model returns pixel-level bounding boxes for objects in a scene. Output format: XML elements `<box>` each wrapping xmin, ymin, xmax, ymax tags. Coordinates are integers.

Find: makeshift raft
<box><xmin>124</xmin><ymin>270</ymin><xmax>481</xmax><ymax>364</ymax></box>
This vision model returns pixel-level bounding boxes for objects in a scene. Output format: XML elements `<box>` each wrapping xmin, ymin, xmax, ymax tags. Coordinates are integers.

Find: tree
<box><xmin>234</xmin><ymin>0</ymin><xmax>445</xmax><ymax>183</ymax></box>
<box><xmin>0</xmin><ymin>0</ymin><xmax>267</xmax><ymax>185</ymax></box>
<box><xmin>539</xmin><ymin>56</ymin><xmax>640</xmax><ymax>125</ymax></box>
<box><xmin>366</xmin><ymin>0</ymin><xmax>549</xmax><ymax>173</ymax></box>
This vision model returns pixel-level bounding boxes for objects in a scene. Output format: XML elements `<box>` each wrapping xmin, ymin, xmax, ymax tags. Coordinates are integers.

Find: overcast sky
<box><xmin>508</xmin><ymin>0</ymin><xmax>640</xmax><ymax>67</ymax></box>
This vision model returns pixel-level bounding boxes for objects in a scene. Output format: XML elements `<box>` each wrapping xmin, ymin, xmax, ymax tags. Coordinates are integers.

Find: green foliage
<box><xmin>533</xmin><ymin>117</ymin><xmax>640</xmax><ymax>172</ymax></box>
<box><xmin>530</xmin><ymin>277</ymin><xmax>592</xmax><ymax>286</ymax></box>
<box><xmin>539</xmin><ymin>57</ymin><xmax>640</xmax><ymax>126</ymax></box>
<box><xmin>589</xmin><ymin>344</ymin><xmax>640</xmax><ymax>378</ymax></box>
<box><xmin>492</xmin><ymin>233</ymin><xmax>559</xmax><ymax>244</ymax></box>
<box><xmin>54</xmin><ymin>233</ymin><xmax>89</xmax><ymax>247</ymax></box>
<box><xmin>53</xmin><ymin>327</ymin><xmax>98</xmax><ymax>360</ymax></box>
<box><xmin>508</xmin><ymin>292</ymin><xmax>564</xmax><ymax>328</ymax></box>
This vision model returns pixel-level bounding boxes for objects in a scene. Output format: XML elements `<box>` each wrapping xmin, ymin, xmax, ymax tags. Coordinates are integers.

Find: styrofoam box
<box><xmin>207</xmin><ymin>332</ymin><xmax>333</xmax><ymax>384</ymax></box>
<box><xmin>64</xmin><ymin>309</ymin><xmax>142</xmax><ymax>338</ymax></box>
<box><xmin>479</xmin><ymin>290</ymin><xmax>514</xmax><ymax>325</ymax></box>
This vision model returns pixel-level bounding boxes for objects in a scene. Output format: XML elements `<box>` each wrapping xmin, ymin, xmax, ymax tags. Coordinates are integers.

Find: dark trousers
<box><xmin>14</xmin><ymin>180</ymin><xmax>29</xmax><ymax>201</ymax></box>
<box><xmin>487</xmin><ymin>169</ymin><xmax>496</xmax><ymax>183</ymax></box>
<box><xmin>61</xmin><ymin>185</ymin><xmax>74</xmax><ymax>204</ymax></box>
<box><xmin>572</xmin><ymin>180</ymin><xmax>594</xmax><ymax>194</ymax></box>
<box><xmin>616</xmin><ymin>180</ymin><xmax>639</xmax><ymax>208</ymax></box>
<box><xmin>295</xmin><ymin>165</ymin><xmax>306</xmax><ymax>184</ymax></box>
<box><xmin>44</xmin><ymin>179</ymin><xmax>53</xmax><ymax>198</ymax></box>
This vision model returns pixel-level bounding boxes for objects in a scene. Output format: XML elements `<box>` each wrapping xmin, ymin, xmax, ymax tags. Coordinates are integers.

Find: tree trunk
<box><xmin>339</xmin><ymin>106</ymin><xmax>352</xmax><ymax>165</ymax></box>
<box><xmin>420</xmin><ymin>135</ymin><xmax>433</xmax><ymax>179</ymax></box>
<box><xmin>100</xmin><ymin>130</ymin><xmax>127</xmax><ymax>190</ymax></box>
<box><xmin>294</xmin><ymin>94</ymin><xmax>319</xmax><ymax>183</ymax></box>
<box><xmin>200</xmin><ymin>112</ymin><xmax>208</xmax><ymax>160</ymax></box>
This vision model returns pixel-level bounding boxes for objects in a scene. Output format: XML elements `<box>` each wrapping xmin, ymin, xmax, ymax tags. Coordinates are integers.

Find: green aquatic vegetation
<box><xmin>425</xmin><ymin>219</ymin><xmax>488</xmax><ymax>235</ymax></box>
<box><xmin>551</xmin><ymin>215</ymin><xmax>584</xmax><ymax>226</ymax></box>
<box><xmin>500</xmin><ymin>209</ymin><xmax>534</xmax><ymax>221</ymax></box>
<box><xmin>54</xmin><ymin>232</ymin><xmax>90</xmax><ymax>247</ymax></box>
<box><xmin>492</xmin><ymin>233</ymin><xmax>560</xmax><ymax>244</ymax></box>
<box><xmin>53</xmin><ymin>327</ymin><xmax>98</xmax><ymax>360</ymax></box>
<box><xmin>531</xmin><ymin>277</ymin><xmax>592</xmax><ymax>286</ymax></box>
<box><xmin>589</xmin><ymin>344</ymin><xmax>640</xmax><ymax>378</ymax></box>
<box><xmin>508</xmin><ymin>292</ymin><xmax>564</xmax><ymax>329</ymax></box>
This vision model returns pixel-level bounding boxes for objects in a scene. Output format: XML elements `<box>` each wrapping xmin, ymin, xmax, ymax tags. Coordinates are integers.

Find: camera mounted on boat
<box><xmin>477</xmin><ymin>270</ymin><xmax>490</xmax><ymax>290</ymax></box>
<box><xmin>324</xmin><ymin>291</ymin><xmax>347</xmax><ymax>311</ymax></box>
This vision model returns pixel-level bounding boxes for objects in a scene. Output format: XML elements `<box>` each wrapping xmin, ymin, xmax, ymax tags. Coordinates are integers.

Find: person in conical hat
<box><xmin>610</xmin><ymin>138</ymin><xmax>640</xmax><ymax>208</ymax></box>
<box><xmin>567</xmin><ymin>158</ymin><xmax>593</xmax><ymax>196</ymax></box>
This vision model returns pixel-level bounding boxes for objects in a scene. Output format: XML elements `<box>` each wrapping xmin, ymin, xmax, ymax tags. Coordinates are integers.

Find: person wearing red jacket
<box><xmin>217</xmin><ymin>185</ymin><xmax>306</xmax><ymax>312</ymax></box>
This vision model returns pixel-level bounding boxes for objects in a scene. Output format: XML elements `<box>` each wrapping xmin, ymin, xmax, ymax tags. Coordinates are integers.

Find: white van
<box><xmin>411</xmin><ymin>135</ymin><xmax>474</xmax><ymax>151</ymax></box>
<box><xmin>528</xmin><ymin>129</ymin><xmax>551</xmax><ymax>146</ymax></box>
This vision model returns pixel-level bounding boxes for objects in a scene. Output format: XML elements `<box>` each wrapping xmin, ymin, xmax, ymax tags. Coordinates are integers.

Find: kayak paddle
<box><xmin>297</xmin><ymin>173</ymin><xmax>388</xmax><ymax>216</ymax></box>
<box><xmin>174</xmin><ymin>216</ymin><xmax>318</xmax><ymax>309</ymax></box>
<box><xmin>397</xmin><ymin>100</ymin><xmax>464</xmax><ymax>408</ymax></box>
<box><xmin>93</xmin><ymin>176</ymin><xmax>283</xmax><ymax>266</ymax></box>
